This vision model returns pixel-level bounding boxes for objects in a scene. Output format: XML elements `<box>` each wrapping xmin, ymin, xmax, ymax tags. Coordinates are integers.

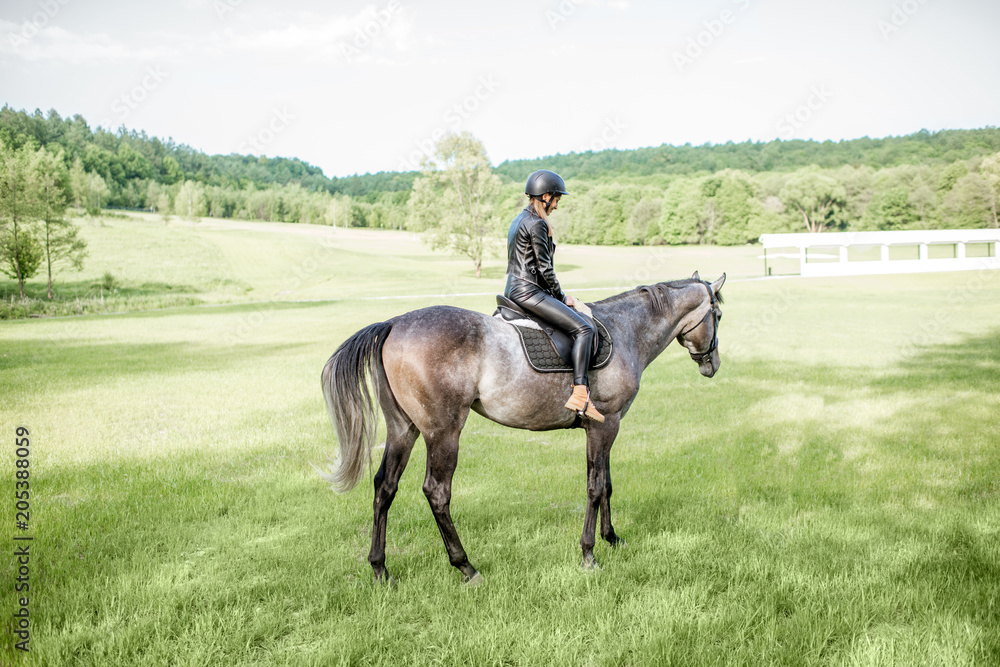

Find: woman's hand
<box><xmin>566</xmin><ymin>295</ymin><xmax>593</xmax><ymax>317</ymax></box>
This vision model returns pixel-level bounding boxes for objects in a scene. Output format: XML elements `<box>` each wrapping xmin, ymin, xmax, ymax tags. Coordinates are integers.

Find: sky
<box><xmin>1</xmin><ymin>0</ymin><xmax>998</xmax><ymax>178</ymax></box>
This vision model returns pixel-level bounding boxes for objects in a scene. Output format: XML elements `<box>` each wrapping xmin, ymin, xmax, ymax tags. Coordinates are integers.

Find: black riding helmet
<box><xmin>525</xmin><ymin>170</ymin><xmax>568</xmax><ymax>198</ymax></box>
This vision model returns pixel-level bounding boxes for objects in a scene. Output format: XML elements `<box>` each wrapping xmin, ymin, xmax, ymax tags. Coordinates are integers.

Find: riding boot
<box><xmin>565</xmin><ymin>384</ymin><xmax>605</xmax><ymax>423</ymax></box>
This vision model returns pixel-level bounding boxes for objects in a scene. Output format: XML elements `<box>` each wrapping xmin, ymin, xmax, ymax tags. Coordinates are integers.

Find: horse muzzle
<box><xmin>696</xmin><ymin>348</ymin><xmax>720</xmax><ymax>378</ymax></box>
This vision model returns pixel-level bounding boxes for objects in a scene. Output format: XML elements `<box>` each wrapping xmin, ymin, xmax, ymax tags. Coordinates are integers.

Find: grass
<box><xmin>1</xmin><ymin>216</ymin><xmax>999</xmax><ymax>665</ymax></box>
<box><xmin>1</xmin><ymin>215</ymin><xmax>252</xmax><ymax>318</ymax></box>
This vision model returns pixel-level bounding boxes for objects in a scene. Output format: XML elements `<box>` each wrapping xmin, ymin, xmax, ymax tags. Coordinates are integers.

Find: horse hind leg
<box><xmin>368</xmin><ymin>388</ymin><xmax>419</xmax><ymax>583</ymax></box>
<box><xmin>422</xmin><ymin>426</ymin><xmax>480</xmax><ymax>584</ymax></box>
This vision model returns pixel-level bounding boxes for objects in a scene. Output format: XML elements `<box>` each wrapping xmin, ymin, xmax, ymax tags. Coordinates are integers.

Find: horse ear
<box><xmin>711</xmin><ymin>273</ymin><xmax>726</xmax><ymax>294</ymax></box>
<box><xmin>691</xmin><ymin>270</ymin><xmax>701</xmax><ymax>281</ymax></box>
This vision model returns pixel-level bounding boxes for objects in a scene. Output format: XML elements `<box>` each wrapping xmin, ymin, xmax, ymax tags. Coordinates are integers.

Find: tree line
<box><xmin>0</xmin><ymin>105</ymin><xmax>414</xmax><ymax>216</ymax></box>
<box><xmin>550</xmin><ymin>158</ymin><xmax>1000</xmax><ymax>246</ymax></box>
<box><xmin>2</xmin><ymin>106</ymin><xmax>998</xmax><ymax>285</ymax></box>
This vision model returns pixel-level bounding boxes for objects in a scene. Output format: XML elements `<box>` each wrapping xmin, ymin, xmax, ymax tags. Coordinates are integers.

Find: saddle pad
<box><xmin>497</xmin><ymin>314</ymin><xmax>614</xmax><ymax>373</ymax></box>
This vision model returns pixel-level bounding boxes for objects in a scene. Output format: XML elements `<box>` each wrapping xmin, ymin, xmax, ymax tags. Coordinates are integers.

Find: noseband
<box><xmin>679</xmin><ymin>284</ymin><xmax>719</xmax><ymax>364</ymax></box>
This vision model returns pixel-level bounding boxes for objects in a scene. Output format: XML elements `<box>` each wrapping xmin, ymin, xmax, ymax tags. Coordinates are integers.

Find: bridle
<box><xmin>678</xmin><ymin>283</ymin><xmax>720</xmax><ymax>364</ymax></box>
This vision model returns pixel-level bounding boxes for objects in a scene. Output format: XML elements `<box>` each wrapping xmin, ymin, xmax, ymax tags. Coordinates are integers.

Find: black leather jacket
<box><xmin>505</xmin><ymin>205</ymin><xmax>565</xmax><ymax>302</ymax></box>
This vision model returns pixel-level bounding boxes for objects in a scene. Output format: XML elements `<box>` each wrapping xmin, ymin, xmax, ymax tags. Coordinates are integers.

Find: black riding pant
<box><xmin>506</xmin><ymin>279</ymin><xmax>595</xmax><ymax>386</ymax></box>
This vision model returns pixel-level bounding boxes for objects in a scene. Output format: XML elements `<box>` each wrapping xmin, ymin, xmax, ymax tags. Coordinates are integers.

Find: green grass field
<box><xmin>2</xmin><ymin>216</ymin><xmax>999</xmax><ymax>666</ymax></box>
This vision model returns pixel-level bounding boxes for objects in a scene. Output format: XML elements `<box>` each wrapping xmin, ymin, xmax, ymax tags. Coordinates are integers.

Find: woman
<box><xmin>504</xmin><ymin>169</ymin><xmax>604</xmax><ymax>423</ymax></box>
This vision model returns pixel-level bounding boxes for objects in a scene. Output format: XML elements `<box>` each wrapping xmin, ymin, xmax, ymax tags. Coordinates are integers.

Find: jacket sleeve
<box><xmin>528</xmin><ymin>217</ymin><xmax>566</xmax><ymax>302</ymax></box>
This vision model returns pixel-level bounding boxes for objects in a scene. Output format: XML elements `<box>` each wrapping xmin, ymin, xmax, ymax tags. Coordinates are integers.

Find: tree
<box><xmin>155</xmin><ymin>192</ymin><xmax>172</xmax><ymax>221</ymax></box>
<box><xmin>936</xmin><ymin>160</ymin><xmax>969</xmax><ymax>198</ymax></box>
<box><xmin>979</xmin><ymin>152</ymin><xmax>1000</xmax><ymax>228</ymax></box>
<box><xmin>84</xmin><ymin>171</ymin><xmax>110</xmax><ymax>213</ymax></box>
<box><xmin>699</xmin><ymin>197</ymin><xmax>719</xmax><ymax>244</ymax></box>
<box><xmin>908</xmin><ymin>179</ymin><xmax>937</xmax><ymax>229</ymax></box>
<box><xmin>0</xmin><ymin>138</ymin><xmax>42</xmax><ymax>297</ymax></box>
<box><xmin>779</xmin><ymin>170</ymin><xmax>847</xmax><ymax>233</ymax></box>
<box><xmin>659</xmin><ymin>177</ymin><xmax>704</xmax><ymax>245</ymax></box>
<box><xmin>160</xmin><ymin>155</ymin><xmax>184</xmax><ymax>184</ymax></box>
<box><xmin>81</xmin><ymin>143</ymin><xmax>121</xmax><ymax>187</ymax></box>
<box><xmin>116</xmin><ymin>143</ymin><xmax>153</xmax><ymax>180</ymax></box>
<box><xmin>863</xmin><ymin>186</ymin><xmax>915</xmax><ymax>230</ymax></box>
<box><xmin>701</xmin><ymin>169</ymin><xmax>764</xmax><ymax>245</ymax></box>
<box><xmin>580</xmin><ymin>183</ymin><xmax>643</xmax><ymax>246</ymax></box>
<box><xmin>324</xmin><ymin>195</ymin><xmax>350</xmax><ymax>228</ymax></box>
<box><xmin>626</xmin><ymin>197</ymin><xmax>662</xmax><ymax>245</ymax></box>
<box><xmin>833</xmin><ymin>164</ymin><xmax>875</xmax><ymax>224</ymax></box>
<box><xmin>68</xmin><ymin>157</ymin><xmax>88</xmax><ymax>209</ymax></box>
<box><xmin>752</xmin><ymin>195</ymin><xmax>797</xmax><ymax>238</ymax></box>
<box><xmin>942</xmin><ymin>173</ymin><xmax>994</xmax><ymax>228</ymax></box>
<box><xmin>347</xmin><ymin>200</ymin><xmax>371</xmax><ymax>227</ymax></box>
<box><xmin>0</xmin><ymin>227</ymin><xmax>43</xmax><ymax>284</ymax></box>
<box><xmin>591</xmin><ymin>192</ymin><xmax>625</xmax><ymax>245</ymax></box>
<box><xmin>659</xmin><ymin>175</ymin><xmax>731</xmax><ymax>245</ymax></box>
<box><xmin>551</xmin><ymin>182</ymin><xmax>605</xmax><ymax>245</ymax></box>
<box><xmin>175</xmin><ymin>180</ymin><xmax>206</xmax><ymax>220</ymax></box>
<box><xmin>35</xmin><ymin>147</ymin><xmax>87</xmax><ymax>298</ymax></box>
<box><xmin>409</xmin><ymin>132</ymin><xmax>502</xmax><ymax>278</ymax></box>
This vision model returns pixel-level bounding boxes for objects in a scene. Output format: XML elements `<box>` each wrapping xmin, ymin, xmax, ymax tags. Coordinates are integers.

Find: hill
<box><xmin>495</xmin><ymin>128</ymin><xmax>1000</xmax><ymax>181</ymax></box>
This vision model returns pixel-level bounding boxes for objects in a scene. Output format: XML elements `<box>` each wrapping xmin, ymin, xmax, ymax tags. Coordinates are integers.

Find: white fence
<box><xmin>759</xmin><ymin>230</ymin><xmax>1000</xmax><ymax>277</ymax></box>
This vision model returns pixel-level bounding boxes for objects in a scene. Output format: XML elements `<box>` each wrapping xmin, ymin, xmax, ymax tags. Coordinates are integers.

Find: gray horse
<box><xmin>321</xmin><ymin>272</ymin><xmax>725</xmax><ymax>584</ymax></box>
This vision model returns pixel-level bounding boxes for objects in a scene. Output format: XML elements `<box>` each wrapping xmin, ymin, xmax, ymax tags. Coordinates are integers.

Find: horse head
<box><xmin>676</xmin><ymin>271</ymin><xmax>726</xmax><ymax>378</ymax></box>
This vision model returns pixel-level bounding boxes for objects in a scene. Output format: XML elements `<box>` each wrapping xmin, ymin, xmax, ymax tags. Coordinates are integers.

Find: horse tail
<box><xmin>320</xmin><ymin>320</ymin><xmax>395</xmax><ymax>493</ymax></box>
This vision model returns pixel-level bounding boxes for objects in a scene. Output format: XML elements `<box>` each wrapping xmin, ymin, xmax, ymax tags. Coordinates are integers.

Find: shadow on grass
<box><xmin>878</xmin><ymin>330</ymin><xmax>1000</xmax><ymax>393</ymax></box>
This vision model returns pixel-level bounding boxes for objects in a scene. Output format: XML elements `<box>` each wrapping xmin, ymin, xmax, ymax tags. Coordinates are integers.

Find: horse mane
<box><xmin>595</xmin><ymin>278</ymin><xmax>723</xmax><ymax>314</ymax></box>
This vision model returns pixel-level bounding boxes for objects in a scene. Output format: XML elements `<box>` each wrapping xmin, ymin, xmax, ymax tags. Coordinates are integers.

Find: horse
<box><xmin>321</xmin><ymin>272</ymin><xmax>725</xmax><ymax>585</ymax></box>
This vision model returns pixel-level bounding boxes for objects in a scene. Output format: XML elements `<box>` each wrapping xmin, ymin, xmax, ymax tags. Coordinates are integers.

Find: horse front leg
<box><xmin>580</xmin><ymin>414</ymin><xmax>620</xmax><ymax>569</ymax></box>
<box><xmin>599</xmin><ymin>449</ymin><xmax>626</xmax><ymax>548</ymax></box>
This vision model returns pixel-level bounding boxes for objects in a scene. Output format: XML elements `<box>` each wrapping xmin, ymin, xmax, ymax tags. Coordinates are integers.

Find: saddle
<box><xmin>493</xmin><ymin>295</ymin><xmax>614</xmax><ymax>373</ymax></box>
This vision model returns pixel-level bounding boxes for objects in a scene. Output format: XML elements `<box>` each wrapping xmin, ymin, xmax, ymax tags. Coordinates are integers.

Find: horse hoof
<box><xmin>464</xmin><ymin>571</ymin><xmax>484</xmax><ymax>587</ymax></box>
<box><xmin>611</xmin><ymin>538</ymin><xmax>628</xmax><ymax>549</ymax></box>
<box><xmin>581</xmin><ymin>557</ymin><xmax>600</xmax><ymax>571</ymax></box>
<box><xmin>374</xmin><ymin>573</ymin><xmax>396</xmax><ymax>587</ymax></box>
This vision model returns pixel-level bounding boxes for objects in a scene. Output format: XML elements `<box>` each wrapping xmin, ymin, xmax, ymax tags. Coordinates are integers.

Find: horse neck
<box><xmin>595</xmin><ymin>282</ymin><xmax>706</xmax><ymax>369</ymax></box>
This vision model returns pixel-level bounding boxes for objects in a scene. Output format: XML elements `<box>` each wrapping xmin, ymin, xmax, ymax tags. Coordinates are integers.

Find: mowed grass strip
<box><xmin>1</xmin><ymin>221</ymin><xmax>999</xmax><ymax>665</ymax></box>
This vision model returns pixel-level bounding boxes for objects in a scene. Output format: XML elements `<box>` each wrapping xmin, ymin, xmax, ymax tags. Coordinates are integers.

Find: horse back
<box><xmin>387</xmin><ymin>305</ymin><xmax>492</xmax><ymax>353</ymax></box>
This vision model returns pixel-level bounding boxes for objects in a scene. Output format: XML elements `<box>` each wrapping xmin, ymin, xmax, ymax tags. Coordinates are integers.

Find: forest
<box><xmin>2</xmin><ymin>105</ymin><xmax>998</xmax><ymax>251</ymax></box>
